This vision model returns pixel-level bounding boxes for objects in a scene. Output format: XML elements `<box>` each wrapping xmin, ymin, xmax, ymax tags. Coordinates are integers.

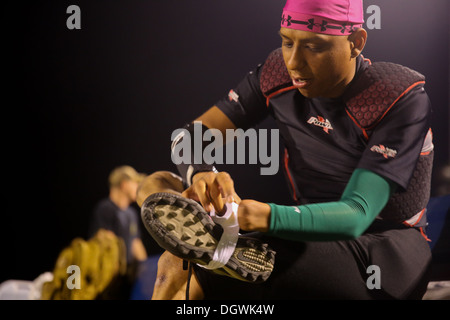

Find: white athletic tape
<box><xmin>198</xmin><ymin>202</ymin><xmax>239</xmax><ymax>270</ymax></box>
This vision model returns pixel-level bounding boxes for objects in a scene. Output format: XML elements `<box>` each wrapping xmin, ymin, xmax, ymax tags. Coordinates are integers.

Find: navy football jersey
<box><xmin>215</xmin><ymin>53</ymin><xmax>432</xmax><ymax>224</ymax></box>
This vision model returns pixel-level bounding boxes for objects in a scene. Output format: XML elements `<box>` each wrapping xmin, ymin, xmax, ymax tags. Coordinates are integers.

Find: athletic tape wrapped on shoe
<box><xmin>197</xmin><ymin>202</ymin><xmax>240</xmax><ymax>270</ymax></box>
<box><xmin>140</xmin><ymin>192</ymin><xmax>275</xmax><ymax>283</ymax></box>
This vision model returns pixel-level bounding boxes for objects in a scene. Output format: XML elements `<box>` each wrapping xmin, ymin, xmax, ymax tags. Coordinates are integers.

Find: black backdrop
<box><xmin>3</xmin><ymin>0</ymin><xmax>449</xmax><ymax>283</ymax></box>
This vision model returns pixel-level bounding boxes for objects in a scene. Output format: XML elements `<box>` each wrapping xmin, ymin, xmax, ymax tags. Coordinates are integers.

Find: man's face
<box><xmin>122</xmin><ymin>180</ymin><xmax>139</xmax><ymax>202</ymax></box>
<box><xmin>279</xmin><ymin>27</ymin><xmax>356</xmax><ymax>99</ymax></box>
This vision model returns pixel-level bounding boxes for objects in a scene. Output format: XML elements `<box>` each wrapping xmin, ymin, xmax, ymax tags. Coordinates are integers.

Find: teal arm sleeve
<box><xmin>267</xmin><ymin>168</ymin><xmax>397</xmax><ymax>241</ymax></box>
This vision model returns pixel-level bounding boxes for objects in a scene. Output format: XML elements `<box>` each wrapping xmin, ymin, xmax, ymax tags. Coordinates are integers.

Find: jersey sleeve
<box><xmin>357</xmin><ymin>85</ymin><xmax>432</xmax><ymax>190</ymax></box>
<box><xmin>215</xmin><ymin>65</ymin><xmax>269</xmax><ymax>130</ymax></box>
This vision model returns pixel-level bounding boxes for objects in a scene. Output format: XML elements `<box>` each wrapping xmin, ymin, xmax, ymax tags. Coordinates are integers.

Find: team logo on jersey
<box><xmin>307</xmin><ymin>116</ymin><xmax>333</xmax><ymax>134</ymax></box>
<box><xmin>370</xmin><ymin>144</ymin><xmax>397</xmax><ymax>159</ymax></box>
<box><xmin>291</xmin><ymin>206</ymin><xmax>301</xmax><ymax>214</ymax></box>
<box><xmin>228</xmin><ymin>89</ymin><xmax>239</xmax><ymax>102</ymax></box>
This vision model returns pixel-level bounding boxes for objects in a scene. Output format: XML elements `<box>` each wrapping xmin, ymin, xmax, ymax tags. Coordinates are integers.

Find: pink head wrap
<box><xmin>281</xmin><ymin>0</ymin><xmax>364</xmax><ymax>35</ymax></box>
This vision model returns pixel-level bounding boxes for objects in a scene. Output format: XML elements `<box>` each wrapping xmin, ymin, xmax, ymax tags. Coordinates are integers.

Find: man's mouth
<box><xmin>292</xmin><ymin>78</ymin><xmax>312</xmax><ymax>88</ymax></box>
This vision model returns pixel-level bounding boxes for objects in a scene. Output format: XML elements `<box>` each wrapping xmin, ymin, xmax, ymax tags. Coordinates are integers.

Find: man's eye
<box><xmin>305</xmin><ymin>45</ymin><xmax>323</xmax><ymax>52</ymax></box>
<box><xmin>282</xmin><ymin>41</ymin><xmax>293</xmax><ymax>48</ymax></box>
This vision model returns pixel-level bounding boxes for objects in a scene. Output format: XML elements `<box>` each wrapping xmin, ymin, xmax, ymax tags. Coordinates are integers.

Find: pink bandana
<box><xmin>281</xmin><ymin>0</ymin><xmax>364</xmax><ymax>35</ymax></box>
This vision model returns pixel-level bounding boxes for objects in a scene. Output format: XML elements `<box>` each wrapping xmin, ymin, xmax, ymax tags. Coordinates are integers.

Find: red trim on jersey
<box><xmin>284</xmin><ymin>148</ymin><xmax>299</xmax><ymax>203</ymax></box>
<box><xmin>365</xmin><ymin>81</ymin><xmax>426</xmax><ymax>131</ymax></box>
<box><xmin>345</xmin><ymin>81</ymin><xmax>425</xmax><ymax>140</ymax></box>
<box><xmin>345</xmin><ymin>109</ymin><xmax>369</xmax><ymax>140</ymax></box>
<box><xmin>361</xmin><ymin>54</ymin><xmax>372</xmax><ymax>65</ymax></box>
<box><xmin>265</xmin><ymin>86</ymin><xmax>297</xmax><ymax>107</ymax></box>
<box><xmin>402</xmin><ymin>208</ymin><xmax>426</xmax><ymax>227</ymax></box>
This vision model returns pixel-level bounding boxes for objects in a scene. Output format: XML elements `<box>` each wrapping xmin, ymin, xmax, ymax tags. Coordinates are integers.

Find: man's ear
<box><xmin>349</xmin><ymin>28</ymin><xmax>367</xmax><ymax>58</ymax></box>
<box><xmin>119</xmin><ymin>179</ymin><xmax>128</xmax><ymax>191</ymax></box>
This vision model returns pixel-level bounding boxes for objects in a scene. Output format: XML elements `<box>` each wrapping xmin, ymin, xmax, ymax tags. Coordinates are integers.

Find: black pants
<box><xmin>194</xmin><ymin>221</ymin><xmax>432</xmax><ymax>300</ymax></box>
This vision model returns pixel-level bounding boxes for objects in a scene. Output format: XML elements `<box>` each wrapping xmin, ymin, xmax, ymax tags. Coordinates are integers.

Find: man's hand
<box><xmin>237</xmin><ymin>200</ymin><xmax>271</xmax><ymax>232</ymax></box>
<box><xmin>182</xmin><ymin>171</ymin><xmax>241</xmax><ymax>215</ymax></box>
<box><xmin>182</xmin><ymin>171</ymin><xmax>271</xmax><ymax>232</ymax></box>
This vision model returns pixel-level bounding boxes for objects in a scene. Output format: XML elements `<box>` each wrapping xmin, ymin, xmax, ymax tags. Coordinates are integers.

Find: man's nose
<box><xmin>285</xmin><ymin>47</ymin><xmax>306</xmax><ymax>72</ymax></box>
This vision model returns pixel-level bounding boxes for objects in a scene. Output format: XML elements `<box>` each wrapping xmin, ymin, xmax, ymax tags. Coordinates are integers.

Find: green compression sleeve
<box><xmin>267</xmin><ymin>168</ymin><xmax>397</xmax><ymax>241</ymax></box>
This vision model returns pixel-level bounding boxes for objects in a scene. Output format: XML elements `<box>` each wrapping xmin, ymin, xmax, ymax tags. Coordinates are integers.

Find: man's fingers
<box><xmin>232</xmin><ymin>193</ymin><xmax>242</xmax><ymax>204</ymax></box>
<box><xmin>192</xmin><ymin>179</ymin><xmax>214</xmax><ymax>212</ymax></box>
<box><xmin>182</xmin><ymin>181</ymin><xmax>212</xmax><ymax>212</ymax></box>
<box><xmin>182</xmin><ymin>171</ymin><xmax>239</xmax><ymax>214</ymax></box>
<box><xmin>215</xmin><ymin>172</ymin><xmax>236</xmax><ymax>203</ymax></box>
<box><xmin>181</xmin><ymin>187</ymin><xmax>199</xmax><ymax>202</ymax></box>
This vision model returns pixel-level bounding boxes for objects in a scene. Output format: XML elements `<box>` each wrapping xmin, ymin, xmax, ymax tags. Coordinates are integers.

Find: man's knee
<box><xmin>153</xmin><ymin>251</ymin><xmax>204</xmax><ymax>300</ymax></box>
<box><xmin>156</xmin><ymin>251</ymin><xmax>184</xmax><ymax>277</ymax></box>
<box><xmin>136</xmin><ymin>171</ymin><xmax>184</xmax><ymax>206</ymax></box>
<box><xmin>153</xmin><ymin>251</ymin><xmax>186</xmax><ymax>291</ymax></box>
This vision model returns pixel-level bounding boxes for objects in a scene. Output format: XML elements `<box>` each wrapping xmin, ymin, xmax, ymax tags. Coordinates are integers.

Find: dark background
<box><xmin>3</xmin><ymin>0</ymin><xmax>449</xmax><ymax>283</ymax></box>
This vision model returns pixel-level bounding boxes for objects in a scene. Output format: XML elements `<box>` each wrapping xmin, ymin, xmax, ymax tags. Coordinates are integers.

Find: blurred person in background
<box><xmin>89</xmin><ymin>165</ymin><xmax>148</xmax><ymax>265</ymax></box>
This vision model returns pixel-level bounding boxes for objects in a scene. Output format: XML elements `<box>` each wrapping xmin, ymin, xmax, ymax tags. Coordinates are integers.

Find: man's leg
<box><xmin>136</xmin><ymin>171</ymin><xmax>204</xmax><ymax>300</ymax></box>
<box><xmin>136</xmin><ymin>171</ymin><xmax>184</xmax><ymax>206</ymax></box>
<box><xmin>151</xmin><ymin>251</ymin><xmax>204</xmax><ymax>300</ymax></box>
